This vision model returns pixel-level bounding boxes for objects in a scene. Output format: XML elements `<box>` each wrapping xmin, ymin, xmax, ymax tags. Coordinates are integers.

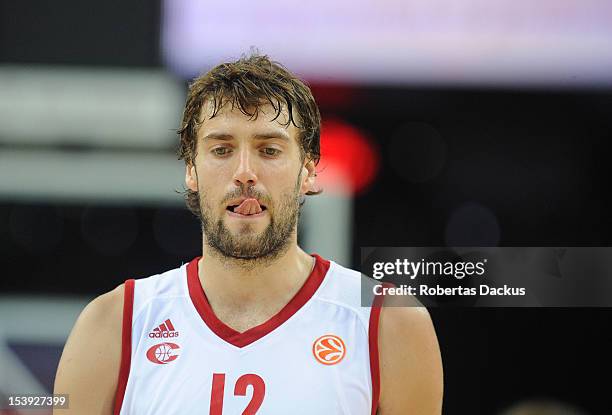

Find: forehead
<box><xmin>197</xmin><ymin>97</ymin><xmax>300</xmax><ymax>142</ymax></box>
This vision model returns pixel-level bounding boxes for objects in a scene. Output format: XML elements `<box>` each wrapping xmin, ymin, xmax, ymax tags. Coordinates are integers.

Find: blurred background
<box><xmin>1</xmin><ymin>0</ymin><xmax>611</xmax><ymax>413</ymax></box>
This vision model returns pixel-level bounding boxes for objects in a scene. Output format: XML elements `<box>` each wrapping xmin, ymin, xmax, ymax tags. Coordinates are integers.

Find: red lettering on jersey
<box><xmin>235</xmin><ymin>374</ymin><xmax>265</xmax><ymax>415</ymax></box>
<box><xmin>210</xmin><ymin>373</ymin><xmax>226</xmax><ymax>415</ymax></box>
<box><xmin>210</xmin><ymin>373</ymin><xmax>266</xmax><ymax>414</ymax></box>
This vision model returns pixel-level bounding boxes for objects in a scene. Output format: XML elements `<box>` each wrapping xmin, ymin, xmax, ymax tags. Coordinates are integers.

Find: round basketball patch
<box><xmin>146</xmin><ymin>342</ymin><xmax>180</xmax><ymax>364</ymax></box>
<box><xmin>312</xmin><ymin>334</ymin><xmax>346</xmax><ymax>365</ymax></box>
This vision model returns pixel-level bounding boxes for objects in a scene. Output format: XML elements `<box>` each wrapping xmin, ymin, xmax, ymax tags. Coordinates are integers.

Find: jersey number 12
<box><xmin>209</xmin><ymin>373</ymin><xmax>265</xmax><ymax>415</ymax></box>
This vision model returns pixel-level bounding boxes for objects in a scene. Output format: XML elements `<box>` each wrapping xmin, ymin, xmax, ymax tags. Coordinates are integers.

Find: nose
<box><xmin>232</xmin><ymin>146</ymin><xmax>258</xmax><ymax>188</ymax></box>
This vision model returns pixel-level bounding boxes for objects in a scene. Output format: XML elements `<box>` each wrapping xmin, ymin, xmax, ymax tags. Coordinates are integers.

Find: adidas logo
<box><xmin>148</xmin><ymin>319</ymin><xmax>179</xmax><ymax>338</ymax></box>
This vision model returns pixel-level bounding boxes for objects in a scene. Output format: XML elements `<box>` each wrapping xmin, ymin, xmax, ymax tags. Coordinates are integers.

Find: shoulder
<box><xmin>313</xmin><ymin>260</ymin><xmax>373</xmax><ymax>326</ymax></box>
<box><xmin>377</xmin><ymin>299</ymin><xmax>443</xmax><ymax>415</ymax></box>
<box><xmin>62</xmin><ymin>282</ymin><xmax>126</xmax><ymax>350</ymax></box>
<box><xmin>83</xmin><ymin>283</ymin><xmax>126</xmax><ymax>326</ymax></box>
<box><xmin>72</xmin><ymin>282</ymin><xmax>126</xmax><ymax>341</ymax></box>
<box><xmin>54</xmin><ymin>283</ymin><xmax>128</xmax><ymax>414</ymax></box>
<box><xmin>56</xmin><ymin>282</ymin><xmax>126</xmax><ymax>367</ymax></box>
<box><xmin>314</xmin><ymin>259</ymin><xmax>362</xmax><ymax>299</ymax></box>
<box><xmin>132</xmin><ymin>263</ymin><xmax>189</xmax><ymax>305</ymax></box>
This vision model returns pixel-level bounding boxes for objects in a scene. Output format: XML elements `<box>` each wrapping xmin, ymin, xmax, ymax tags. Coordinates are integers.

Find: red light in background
<box><xmin>316</xmin><ymin>118</ymin><xmax>380</xmax><ymax>196</ymax></box>
<box><xmin>309</xmin><ymin>84</ymin><xmax>358</xmax><ymax>110</ymax></box>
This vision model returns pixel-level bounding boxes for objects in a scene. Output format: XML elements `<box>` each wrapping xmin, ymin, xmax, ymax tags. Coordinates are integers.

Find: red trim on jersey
<box><xmin>114</xmin><ymin>279</ymin><xmax>135</xmax><ymax>415</ymax></box>
<box><xmin>187</xmin><ymin>254</ymin><xmax>330</xmax><ymax>348</ymax></box>
<box><xmin>369</xmin><ymin>282</ymin><xmax>390</xmax><ymax>415</ymax></box>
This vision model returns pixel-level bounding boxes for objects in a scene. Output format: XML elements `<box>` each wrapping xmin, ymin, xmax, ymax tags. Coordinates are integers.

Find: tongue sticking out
<box><xmin>234</xmin><ymin>198</ymin><xmax>263</xmax><ymax>215</ymax></box>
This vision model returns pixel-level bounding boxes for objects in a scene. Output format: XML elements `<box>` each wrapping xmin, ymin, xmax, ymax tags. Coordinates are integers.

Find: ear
<box><xmin>300</xmin><ymin>157</ymin><xmax>317</xmax><ymax>194</ymax></box>
<box><xmin>185</xmin><ymin>163</ymin><xmax>198</xmax><ymax>191</ymax></box>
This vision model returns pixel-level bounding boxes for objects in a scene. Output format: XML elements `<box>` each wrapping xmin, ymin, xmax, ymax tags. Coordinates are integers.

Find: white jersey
<box><xmin>113</xmin><ymin>254</ymin><xmax>382</xmax><ymax>415</ymax></box>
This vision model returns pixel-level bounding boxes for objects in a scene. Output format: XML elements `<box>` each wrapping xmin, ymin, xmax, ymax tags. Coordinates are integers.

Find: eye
<box><xmin>261</xmin><ymin>147</ymin><xmax>281</xmax><ymax>157</ymax></box>
<box><xmin>212</xmin><ymin>147</ymin><xmax>232</xmax><ymax>157</ymax></box>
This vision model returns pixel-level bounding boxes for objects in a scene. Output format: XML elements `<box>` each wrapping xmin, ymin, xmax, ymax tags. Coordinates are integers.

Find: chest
<box><xmin>210</xmin><ymin>302</ymin><xmax>285</xmax><ymax>333</ymax></box>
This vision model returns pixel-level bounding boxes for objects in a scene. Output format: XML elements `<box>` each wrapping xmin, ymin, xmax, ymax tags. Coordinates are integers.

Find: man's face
<box><xmin>185</xmin><ymin>100</ymin><xmax>316</xmax><ymax>262</ymax></box>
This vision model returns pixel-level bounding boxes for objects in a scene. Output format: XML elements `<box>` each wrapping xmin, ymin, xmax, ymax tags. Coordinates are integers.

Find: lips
<box><xmin>226</xmin><ymin>198</ymin><xmax>267</xmax><ymax>216</ymax></box>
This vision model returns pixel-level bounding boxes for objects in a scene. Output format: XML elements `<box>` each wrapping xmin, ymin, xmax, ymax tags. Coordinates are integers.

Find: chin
<box><xmin>227</xmin><ymin>220</ymin><xmax>264</xmax><ymax>234</ymax></box>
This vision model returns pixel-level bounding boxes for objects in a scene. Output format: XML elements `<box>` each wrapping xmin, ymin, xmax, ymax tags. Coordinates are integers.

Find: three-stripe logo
<box><xmin>148</xmin><ymin>318</ymin><xmax>179</xmax><ymax>338</ymax></box>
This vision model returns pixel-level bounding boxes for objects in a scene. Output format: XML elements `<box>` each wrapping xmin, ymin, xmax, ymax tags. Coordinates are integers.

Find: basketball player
<box><xmin>54</xmin><ymin>54</ymin><xmax>443</xmax><ymax>414</ymax></box>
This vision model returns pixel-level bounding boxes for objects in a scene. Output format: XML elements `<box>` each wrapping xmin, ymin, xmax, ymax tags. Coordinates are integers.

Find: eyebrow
<box><xmin>202</xmin><ymin>131</ymin><xmax>290</xmax><ymax>141</ymax></box>
<box><xmin>202</xmin><ymin>132</ymin><xmax>232</xmax><ymax>141</ymax></box>
<box><xmin>253</xmin><ymin>131</ymin><xmax>290</xmax><ymax>141</ymax></box>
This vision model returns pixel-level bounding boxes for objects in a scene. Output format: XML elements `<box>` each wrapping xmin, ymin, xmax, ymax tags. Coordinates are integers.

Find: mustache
<box><xmin>221</xmin><ymin>186</ymin><xmax>270</xmax><ymax>205</ymax></box>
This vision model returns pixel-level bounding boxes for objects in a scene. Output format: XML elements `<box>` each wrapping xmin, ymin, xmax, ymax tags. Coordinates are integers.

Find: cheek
<box><xmin>272</xmin><ymin>175</ymin><xmax>302</xmax><ymax>202</ymax></box>
<box><xmin>200</xmin><ymin>157</ymin><xmax>231</xmax><ymax>174</ymax></box>
<box><xmin>197</xmin><ymin>160</ymin><xmax>232</xmax><ymax>189</ymax></box>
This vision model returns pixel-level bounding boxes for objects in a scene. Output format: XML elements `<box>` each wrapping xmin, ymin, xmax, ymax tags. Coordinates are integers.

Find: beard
<box><xmin>197</xmin><ymin>173</ymin><xmax>302</xmax><ymax>266</ymax></box>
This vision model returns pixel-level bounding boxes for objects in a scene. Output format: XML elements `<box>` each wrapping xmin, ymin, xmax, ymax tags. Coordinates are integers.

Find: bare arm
<box><xmin>378</xmin><ymin>305</ymin><xmax>444</xmax><ymax>415</ymax></box>
<box><xmin>53</xmin><ymin>284</ymin><xmax>124</xmax><ymax>414</ymax></box>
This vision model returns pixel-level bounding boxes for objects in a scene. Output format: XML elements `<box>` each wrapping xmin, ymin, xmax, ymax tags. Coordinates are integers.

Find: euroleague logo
<box><xmin>146</xmin><ymin>342</ymin><xmax>180</xmax><ymax>364</ymax></box>
<box><xmin>312</xmin><ymin>334</ymin><xmax>346</xmax><ymax>365</ymax></box>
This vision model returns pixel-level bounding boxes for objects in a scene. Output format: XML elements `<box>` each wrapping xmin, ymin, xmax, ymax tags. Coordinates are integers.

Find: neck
<box><xmin>198</xmin><ymin>236</ymin><xmax>316</xmax><ymax>316</ymax></box>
